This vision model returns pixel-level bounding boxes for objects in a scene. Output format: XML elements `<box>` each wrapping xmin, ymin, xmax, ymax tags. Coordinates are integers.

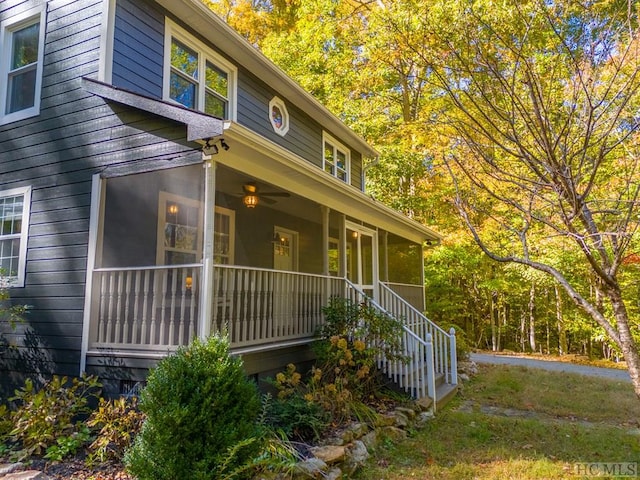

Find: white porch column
<box><xmin>338</xmin><ymin>213</ymin><xmax>346</xmax><ymax>278</ymax></box>
<box><xmin>199</xmin><ymin>159</ymin><xmax>217</xmax><ymax>339</ymax></box>
<box><xmin>321</xmin><ymin>205</ymin><xmax>330</xmax><ymax>276</ymax></box>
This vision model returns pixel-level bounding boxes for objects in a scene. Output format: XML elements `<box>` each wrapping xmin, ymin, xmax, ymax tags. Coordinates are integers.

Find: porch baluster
<box><xmin>168</xmin><ymin>267</ymin><xmax>177</xmax><ymax>345</ymax></box>
<box><xmin>106</xmin><ymin>273</ymin><xmax>115</xmax><ymax>344</ymax></box>
<box><xmin>178</xmin><ymin>270</ymin><xmax>187</xmax><ymax>345</ymax></box>
<box><xmin>123</xmin><ymin>271</ymin><xmax>132</xmax><ymax>344</ymax></box>
<box><xmin>98</xmin><ymin>274</ymin><xmax>107</xmax><ymax>343</ymax></box>
<box><xmin>131</xmin><ymin>271</ymin><xmax>141</xmax><ymax>345</ymax></box>
<box><xmin>141</xmin><ymin>270</ymin><xmax>151</xmax><ymax>344</ymax></box>
<box><xmin>114</xmin><ymin>271</ymin><xmax>124</xmax><ymax>344</ymax></box>
<box><xmin>189</xmin><ymin>269</ymin><xmax>197</xmax><ymax>342</ymax></box>
<box><xmin>150</xmin><ymin>271</ymin><xmax>159</xmax><ymax>345</ymax></box>
<box><xmin>159</xmin><ymin>270</ymin><xmax>168</xmax><ymax>346</ymax></box>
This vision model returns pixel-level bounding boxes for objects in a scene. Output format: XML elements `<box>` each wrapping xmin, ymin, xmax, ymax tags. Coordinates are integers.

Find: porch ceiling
<box><xmin>217</xmin><ymin>123</ymin><xmax>441</xmax><ymax>244</ymax></box>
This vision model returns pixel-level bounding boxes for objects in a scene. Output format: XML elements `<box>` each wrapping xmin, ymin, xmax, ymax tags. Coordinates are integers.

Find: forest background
<box><xmin>202</xmin><ymin>0</ymin><xmax>640</xmax><ymax>392</ymax></box>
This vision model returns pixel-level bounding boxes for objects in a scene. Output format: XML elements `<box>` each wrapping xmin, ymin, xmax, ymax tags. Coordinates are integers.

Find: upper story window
<box><xmin>323</xmin><ymin>133</ymin><xmax>350</xmax><ymax>183</ymax></box>
<box><xmin>0</xmin><ymin>186</ymin><xmax>31</xmax><ymax>287</ymax></box>
<box><xmin>163</xmin><ymin>20</ymin><xmax>237</xmax><ymax>121</ymax></box>
<box><xmin>269</xmin><ymin>96</ymin><xmax>289</xmax><ymax>136</ymax></box>
<box><xmin>0</xmin><ymin>5</ymin><xmax>46</xmax><ymax>125</ymax></box>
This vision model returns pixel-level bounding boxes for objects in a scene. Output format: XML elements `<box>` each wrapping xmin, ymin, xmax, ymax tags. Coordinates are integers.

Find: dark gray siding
<box><xmin>112</xmin><ymin>0</ymin><xmax>164</xmax><ymax>97</ymax></box>
<box><xmin>0</xmin><ymin>0</ymin><xmax>201</xmax><ymax>397</ymax></box>
<box><xmin>111</xmin><ymin>0</ymin><xmax>366</xmax><ymax>191</ymax></box>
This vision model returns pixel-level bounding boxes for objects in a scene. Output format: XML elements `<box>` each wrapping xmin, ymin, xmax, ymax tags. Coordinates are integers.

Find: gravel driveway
<box><xmin>470</xmin><ymin>352</ymin><xmax>631</xmax><ymax>382</ymax></box>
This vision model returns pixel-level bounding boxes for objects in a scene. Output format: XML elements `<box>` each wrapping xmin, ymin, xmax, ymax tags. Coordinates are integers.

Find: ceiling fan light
<box><xmin>243</xmin><ymin>194</ymin><xmax>258</xmax><ymax>208</ymax></box>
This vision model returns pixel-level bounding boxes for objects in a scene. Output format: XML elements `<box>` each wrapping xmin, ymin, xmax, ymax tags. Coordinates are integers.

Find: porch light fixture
<box><xmin>185</xmin><ymin>276</ymin><xmax>193</xmax><ymax>291</ymax></box>
<box><xmin>168</xmin><ymin>204</ymin><xmax>179</xmax><ymax>215</ymax></box>
<box><xmin>272</xmin><ymin>232</ymin><xmax>283</xmax><ymax>243</ymax></box>
<box><xmin>243</xmin><ymin>193</ymin><xmax>258</xmax><ymax>208</ymax></box>
<box><xmin>220</xmin><ymin>138</ymin><xmax>230</xmax><ymax>150</ymax></box>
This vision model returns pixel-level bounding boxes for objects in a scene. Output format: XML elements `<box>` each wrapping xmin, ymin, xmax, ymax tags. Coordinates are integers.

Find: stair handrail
<box><xmin>378</xmin><ymin>283</ymin><xmax>457</xmax><ymax>386</ymax></box>
<box><xmin>341</xmin><ymin>279</ymin><xmax>437</xmax><ymax>404</ymax></box>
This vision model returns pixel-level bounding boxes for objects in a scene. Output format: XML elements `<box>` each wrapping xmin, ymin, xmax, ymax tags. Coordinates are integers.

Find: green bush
<box><xmin>124</xmin><ymin>335</ymin><xmax>263</xmax><ymax>480</ymax></box>
<box><xmin>264</xmin><ymin>393</ymin><xmax>329</xmax><ymax>442</ymax></box>
<box><xmin>8</xmin><ymin>374</ymin><xmax>101</xmax><ymax>460</ymax></box>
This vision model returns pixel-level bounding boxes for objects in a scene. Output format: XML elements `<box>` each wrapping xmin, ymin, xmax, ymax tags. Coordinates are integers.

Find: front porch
<box><xmin>80</xmin><ymin>143</ymin><xmax>455</xmax><ymax>404</ymax></box>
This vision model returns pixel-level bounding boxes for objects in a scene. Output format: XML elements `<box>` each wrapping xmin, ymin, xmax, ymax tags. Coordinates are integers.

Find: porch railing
<box><xmin>90</xmin><ymin>264</ymin><xmax>202</xmax><ymax>350</ymax></box>
<box><xmin>383</xmin><ymin>282</ymin><xmax>425</xmax><ymax>311</ymax></box>
<box><xmin>379</xmin><ymin>282</ymin><xmax>457</xmax><ymax>386</ymax></box>
<box><xmin>212</xmin><ymin>265</ymin><xmax>345</xmax><ymax>348</ymax></box>
<box><xmin>90</xmin><ymin>264</ymin><xmax>345</xmax><ymax>351</ymax></box>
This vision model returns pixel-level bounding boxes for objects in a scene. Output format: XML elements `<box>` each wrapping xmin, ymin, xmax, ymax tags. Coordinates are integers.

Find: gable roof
<box><xmin>154</xmin><ymin>0</ymin><xmax>379</xmax><ymax>159</ymax></box>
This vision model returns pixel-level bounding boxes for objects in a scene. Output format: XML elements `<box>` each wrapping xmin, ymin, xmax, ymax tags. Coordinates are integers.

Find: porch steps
<box><xmin>434</xmin><ymin>372</ymin><xmax>458</xmax><ymax>410</ymax></box>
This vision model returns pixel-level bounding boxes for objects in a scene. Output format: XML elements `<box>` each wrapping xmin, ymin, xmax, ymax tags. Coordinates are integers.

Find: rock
<box><xmin>343</xmin><ymin>440</ymin><xmax>369</xmax><ymax>474</ymax></box>
<box><xmin>380</xmin><ymin>426</ymin><xmax>408</xmax><ymax>442</ymax></box>
<box><xmin>294</xmin><ymin>457</ymin><xmax>327</xmax><ymax>478</ymax></box>
<box><xmin>361</xmin><ymin>429</ymin><xmax>380</xmax><ymax>449</ymax></box>
<box><xmin>324</xmin><ymin>467</ymin><xmax>342</xmax><ymax>480</ymax></box>
<box><xmin>458</xmin><ymin>373</ymin><xmax>470</xmax><ymax>382</ymax></box>
<box><xmin>0</xmin><ymin>464</ymin><xmax>24</xmax><ymax>476</ymax></box>
<box><xmin>395</xmin><ymin>406</ymin><xmax>417</xmax><ymax>420</ymax></box>
<box><xmin>376</xmin><ymin>413</ymin><xmax>397</xmax><ymax>427</ymax></box>
<box><xmin>309</xmin><ymin>445</ymin><xmax>346</xmax><ymax>464</ymax></box>
<box><xmin>391</xmin><ymin>411</ymin><xmax>409</xmax><ymax>428</ymax></box>
<box><xmin>415</xmin><ymin>396</ymin><xmax>433</xmax><ymax>411</ymax></box>
<box><xmin>415</xmin><ymin>410</ymin><xmax>435</xmax><ymax>428</ymax></box>
<box><xmin>345</xmin><ymin>422</ymin><xmax>369</xmax><ymax>439</ymax></box>
<box><xmin>2</xmin><ymin>471</ymin><xmax>51</xmax><ymax>480</ymax></box>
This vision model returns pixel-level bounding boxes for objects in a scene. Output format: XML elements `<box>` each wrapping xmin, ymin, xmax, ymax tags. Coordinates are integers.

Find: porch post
<box><xmin>199</xmin><ymin>159</ymin><xmax>217</xmax><ymax>339</ymax></box>
<box><xmin>420</xmin><ymin>240</ymin><xmax>426</xmax><ymax>311</ymax></box>
<box><xmin>338</xmin><ymin>214</ymin><xmax>346</xmax><ymax>278</ymax></box>
<box><xmin>321</xmin><ymin>206</ymin><xmax>330</xmax><ymax>275</ymax></box>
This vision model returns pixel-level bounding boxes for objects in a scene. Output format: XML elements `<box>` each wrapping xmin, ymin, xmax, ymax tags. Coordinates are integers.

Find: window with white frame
<box><xmin>163</xmin><ymin>20</ymin><xmax>237</xmax><ymax>120</ymax></box>
<box><xmin>0</xmin><ymin>187</ymin><xmax>31</xmax><ymax>287</ymax></box>
<box><xmin>323</xmin><ymin>133</ymin><xmax>350</xmax><ymax>183</ymax></box>
<box><xmin>0</xmin><ymin>5</ymin><xmax>46</xmax><ymax>125</ymax></box>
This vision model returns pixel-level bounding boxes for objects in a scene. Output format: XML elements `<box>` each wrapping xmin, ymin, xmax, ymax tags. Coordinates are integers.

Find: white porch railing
<box><xmin>379</xmin><ymin>282</ymin><xmax>457</xmax><ymax>386</ymax></box>
<box><xmin>211</xmin><ymin>265</ymin><xmax>345</xmax><ymax>348</ymax></box>
<box><xmin>90</xmin><ymin>264</ymin><xmax>345</xmax><ymax>351</ymax></box>
<box><xmin>89</xmin><ymin>264</ymin><xmax>455</xmax><ymax>406</ymax></box>
<box><xmin>90</xmin><ymin>264</ymin><xmax>202</xmax><ymax>350</ymax></box>
<box><xmin>340</xmin><ymin>281</ymin><xmax>457</xmax><ymax>406</ymax></box>
<box><xmin>384</xmin><ymin>282</ymin><xmax>425</xmax><ymax>311</ymax></box>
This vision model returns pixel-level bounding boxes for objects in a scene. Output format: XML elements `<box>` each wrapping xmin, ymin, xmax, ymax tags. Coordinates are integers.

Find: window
<box><xmin>323</xmin><ymin>133</ymin><xmax>350</xmax><ymax>183</ymax></box>
<box><xmin>0</xmin><ymin>187</ymin><xmax>31</xmax><ymax>287</ymax></box>
<box><xmin>269</xmin><ymin>96</ymin><xmax>289</xmax><ymax>136</ymax></box>
<box><xmin>0</xmin><ymin>5</ymin><xmax>46</xmax><ymax>125</ymax></box>
<box><xmin>157</xmin><ymin>192</ymin><xmax>203</xmax><ymax>266</ymax></box>
<box><xmin>213</xmin><ymin>206</ymin><xmax>235</xmax><ymax>265</ymax></box>
<box><xmin>163</xmin><ymin>20</ymin><xmax>237</xmax><ymax>120</ymax></box>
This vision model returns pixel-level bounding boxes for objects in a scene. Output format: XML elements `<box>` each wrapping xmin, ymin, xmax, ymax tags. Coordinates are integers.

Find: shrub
<box><xmin>124</xmin><ymin>335</ymin><xmax>263</xmax><ymax>480</ymax></box>
<box><xmin>86</xmin><ymin>396</ymin><xmax>145</xmax><ymax>465</ymax></box>
<box><xmin>264</xmin><ymin>392</ymin><xmax>329</xmax><ymax>442</ymax></box>
<box><xmin>8</xmin><ymin>374</ymin><xmax>101</xmax><ymax>460</ymax></box>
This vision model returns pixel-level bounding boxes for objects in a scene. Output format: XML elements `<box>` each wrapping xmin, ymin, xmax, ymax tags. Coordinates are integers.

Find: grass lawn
<box><xmin>354</xmin><ymin>365</ymin><xmax>640</xmax><ymax>479</ymax></box>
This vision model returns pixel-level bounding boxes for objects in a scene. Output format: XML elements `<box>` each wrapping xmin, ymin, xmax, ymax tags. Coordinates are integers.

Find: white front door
<box><xmin>273</xmin><ymin>228</ymin><xmax>297</xmax><ymax>271</ymax></box>
<box><xmin>346</xmin><ymin>222</ymin><xmax>378</xmax><ymax>299</ymax></box>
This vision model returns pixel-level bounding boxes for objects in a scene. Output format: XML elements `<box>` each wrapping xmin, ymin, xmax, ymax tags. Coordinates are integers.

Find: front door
<box><xmin>273</xmin><ymin>228</ymin><xmax>297</xmax><ymax>271</ymax></box>
<box><xmin>346</xmin><ymin>222</ymin><xmax>378</xmax><ymax>299</ymax></box>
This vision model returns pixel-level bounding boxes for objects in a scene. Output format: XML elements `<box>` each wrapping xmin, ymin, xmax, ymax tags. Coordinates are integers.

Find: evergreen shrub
<box><xmin>124</xmin><ymin>335</ymin><xmax>262</xmax><ymax>480</ymax></box>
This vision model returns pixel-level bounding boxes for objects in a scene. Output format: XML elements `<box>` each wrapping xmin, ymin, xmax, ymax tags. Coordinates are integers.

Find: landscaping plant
<box><xmin>7</xmin><ymin>374</ymin><xmax>101</xmax><ymax>460</ymax></box>
<box><xmin>124</xmin><ymin>334</ymin><xmax>263</xmax><ymax>480</ymax></box>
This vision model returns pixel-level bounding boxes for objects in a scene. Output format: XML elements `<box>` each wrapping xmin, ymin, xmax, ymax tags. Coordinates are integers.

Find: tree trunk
<box><xmin>608</xmin><ymin>288</ymin><xmax>640</xmax><ymax>400</ymax></box>
<box><xmin>491</xmin><ymin>291</ymin><xmax>498</xmax><ymax>351</ymax></box>
<box><xmin>555</xmin><ymin>284</ymin><xmax>567</xmax><ymax>355</ymax></box>
<box><xmin>529</xmin><ymin>282</ymin><xmax>536</xmax><ymax>352</ymax></box>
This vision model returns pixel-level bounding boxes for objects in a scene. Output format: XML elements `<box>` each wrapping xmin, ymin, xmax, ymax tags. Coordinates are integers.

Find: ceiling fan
<box><xmin>241</xmin><ymin>182</ymin><xmax>290</xmax><ymax>208</ymax></box>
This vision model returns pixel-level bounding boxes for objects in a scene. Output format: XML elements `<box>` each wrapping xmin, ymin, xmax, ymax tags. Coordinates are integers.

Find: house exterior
<box><xmin>0</xmin><ymin>0</ymin><xmax>456</xmax><ymax>404</ymax></box>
